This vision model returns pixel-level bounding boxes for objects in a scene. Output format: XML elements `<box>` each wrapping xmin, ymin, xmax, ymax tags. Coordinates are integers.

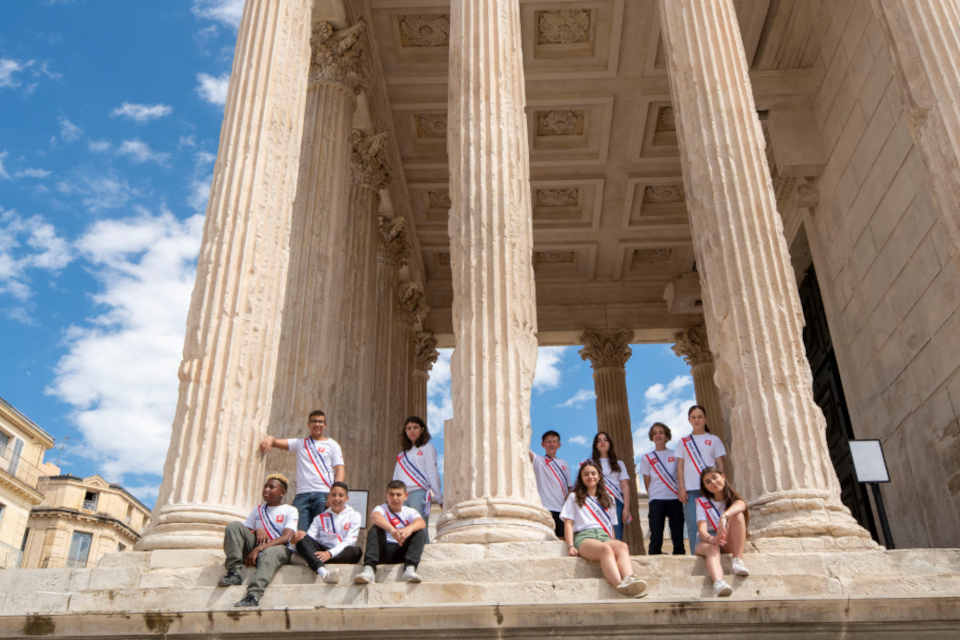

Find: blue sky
<box><xmin>1</xmin><ymin>1</ymin><xmax>697</xmax><ymax>507</ymax></box>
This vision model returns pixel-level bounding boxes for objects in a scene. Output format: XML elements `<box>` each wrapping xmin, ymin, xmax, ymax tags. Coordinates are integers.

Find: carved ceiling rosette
<box><xmin>579</xmin><ymin>328</ymin><xmax>634</xmax><ymax>369</ymax></box>
<box><xmin>672</xmin><ymin>325</ymin><xmax>713</xmax><ymax>366</ymax></box>
<box><xmin>413</xmin><ymin>330</ymin><xmax>439</xmax><ymax>373</ymax></box>
<box><xmin>350</xmin><ymin>129</ymin><xmax>390</xmax><ymax>191</ymax></box>
<box><xmin>310</xmin><ymin>20</ymin><xmax>368</xmax><ymax>93</ymax></box>
<box><xmin>377</xmin><ymin>215</ymin><xmax>409</xmax><ymax>267</ymax></box>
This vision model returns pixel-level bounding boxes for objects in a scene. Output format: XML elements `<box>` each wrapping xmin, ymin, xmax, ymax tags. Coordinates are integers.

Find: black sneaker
<box><xmin>233</xmin><ymin>593</ymin><xmax>260</xmax><ymax>607</ymax></box>
<box><xmin>218</xmin><ymin>570</ymin><xmax>243</xmax><ymax>587</ymax></box>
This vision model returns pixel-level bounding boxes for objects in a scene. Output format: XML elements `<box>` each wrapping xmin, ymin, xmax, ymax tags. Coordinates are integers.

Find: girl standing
<box><xmin>676</xmin><ymin>405</ymin><xmax>726</xmax><ymax>553</ymax></box>
<box><xmin>561</xmin><ymin>460</ymin><xmax>647</xmax><ymax>597</ymax></box>
<box><xmin>590</xmin><ymin>432</ymin><xmax>633</xmax><ymax>540</ymax></box>
<box><xmin>694</xmin><ymin>467</ymin><xmax>750</xmax><ymax>596</ymax></box>
<box><xmin>638</xmin><ymin>422</ymin><xmax>685</xmax><ymax>554</ymax></box>
<box><xmin>391</xmin><ymin>416</ymin><xmax>442</xmax><ymax>539</ymax></box>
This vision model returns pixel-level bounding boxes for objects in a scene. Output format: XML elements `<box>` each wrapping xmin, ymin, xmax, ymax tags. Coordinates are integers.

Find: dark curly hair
<box><xmin>400</xmin><ymin>416</ymin><xmax>431</xmax><ymax>450</ymax></box>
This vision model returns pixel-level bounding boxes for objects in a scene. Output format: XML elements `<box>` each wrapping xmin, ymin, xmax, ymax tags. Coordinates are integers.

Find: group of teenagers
<box><xmin>530</xmin><ymin>405</ymin><xmax>749</xmax><ymax>598</ymax></box>
<box><xmin>218</xmin><ymin>411</ymin><xmax>442</xmax><ymax>607</ymax></box>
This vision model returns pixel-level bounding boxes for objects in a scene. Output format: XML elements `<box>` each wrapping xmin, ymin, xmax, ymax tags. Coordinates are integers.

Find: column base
<box><xmin>436</xmin><ymin>498</ymin><xmax>555</xmax><ymax>543</ymax></box>
<box><xmin>135</xmin><ymin>504</ymin><xmax>247</xmax><ymax>550</ymax></box>
<box><xmin>747</xmin><ymin>490</ymin><xmax>878</xmax><ymax>548</ymax></box>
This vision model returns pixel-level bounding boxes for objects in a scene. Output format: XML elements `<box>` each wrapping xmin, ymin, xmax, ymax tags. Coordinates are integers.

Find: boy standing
<box><xmin>260</xmin><ymin>409</ymin><xmax>345</xmax><ymax>531</ymax></box>
<box><xmin>293</xmin><ymin>481</ymin><xmax>362</xmax><ymax>583</ymax></box>
<box><xmin>355</xmin><ymin>480</ymin><xmax>426</xmax><ymax>584</ymax></box>
<box><xmin>529</xmin><ymin>430</ymin><xmax>573</xmax><ymax>538</ymax></box>
<box><xmin>218</xmin><ymin>474</ymin><xmax>298</xmax><ymax>607</ymax></box>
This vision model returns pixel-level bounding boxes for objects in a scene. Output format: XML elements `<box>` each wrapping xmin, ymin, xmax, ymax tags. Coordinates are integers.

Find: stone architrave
<box><xmin>672</xmin><ymin>325</ymin><xmax>730</xmax><ymax>446</ymax></box>
<box><xmin>658</xmin><ymin>0</ymin><xmax>873</xmax><ymax>545</ymax></box>
<box><xmin>265</xmin><ymin>20</ymin><xmax>368</xmax><ymax>490</ymax></box>
<box><xmin>579</xmin><ymin>329</ymin><xmax>645</xmax><ymax>555</ymax></box>
<box><xmin>872</xmin><ymin>0</ymin><xmax>960</xmax><ymax>253</ymax></box>
<box><xmin>411</xmin><ymin>330</ymin><xmax>439</xmax><ymax>421</ymax></box>
<box><xmin>438</xmin><ymin>0</ymin><xmax>554</xmax><ymax>542</ymax></box>
<box><xmin>137</xmin><ymin>0</ymin><xmax>313</xmax><ymax>550</ymax></box>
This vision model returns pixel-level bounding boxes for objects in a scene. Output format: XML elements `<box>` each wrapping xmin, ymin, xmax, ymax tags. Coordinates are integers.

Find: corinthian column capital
<box><xmin>310</xmin><ymin>20</ymin><xmax>367</xmax><ymax>92</ymax></box>
<box><xmin>377</xmin><ymin>215</ymin><xmax>409</xmax><ymax>267</ymax></box>
<box><xmin>414</xmin><ymin>330</ymin><xmax>439</xmax><ymax>374</ymax></box>
<box><xmin>351</xmin><ymin>129</ymin><xmax>390</xmax><ymax>191</ymax></box>
<box><xmin>398</xmin><ymin>280</ymin><xmax>429</xmax><ymax>326</ymax></box>
<box><xmin>579</xmin><ymin>329</ymin><xmax>634</xmax><ymax>369</ymax></box>
<box><xmin>672</xmin><ymin>325</ymin><xmax>713</xmax><ymax>366</ymax></box>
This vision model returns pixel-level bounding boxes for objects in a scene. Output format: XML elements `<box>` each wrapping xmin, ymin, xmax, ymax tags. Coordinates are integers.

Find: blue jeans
<box><xmin>683</xmin><ymin>490</ymin><xmax>701</xmax><ymax>554</ymax></box>
<box><xmin>614</xmin><ymin>498</ymin><xmax>624</xmax><ymax>541</ymax></box>
<box><xmin>405</xmin><ymin>488</ymin><xmax>430</xmax><ymax>543</ymax></box>
<box><xmin>292</xmin><ymin>491</ymin><xmax>328</xmax><ymax>531</ymax></box>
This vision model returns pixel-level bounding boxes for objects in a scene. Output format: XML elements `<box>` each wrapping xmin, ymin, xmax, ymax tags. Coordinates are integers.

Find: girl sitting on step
<box><xmin>695</xmin><ymin>467</ymin><xmax>750</xmax><ymax>597</ymax></box>
<box><xmin>560</xmin><ymin>460</ymin><xmax>647</xmax><ymax>598</ymax></box>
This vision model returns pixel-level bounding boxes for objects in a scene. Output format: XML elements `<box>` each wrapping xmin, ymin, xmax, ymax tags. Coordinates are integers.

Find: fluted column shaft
<box><xmin>873</xmin><ymin>0</ymin><xmax>960</xmax><ymax>252</ymax></box>
<box><xmin>138</xmin><ymin>0</ymin><xmax>312</xmax><ymax>550</ymax></box>
<box><xmin>580</xmin><ymin>329</ymin><xmax>645</xmax><ymax>555</ymax></box>
<box><xmin>658</xmin><ymin>0</ymin><xmax>873</xmax><ymax>545</ymax></box>
<box><xmin>438</xmin><ymin>0</ymin><xmax>553</xmax><ymax>542</ymax></box>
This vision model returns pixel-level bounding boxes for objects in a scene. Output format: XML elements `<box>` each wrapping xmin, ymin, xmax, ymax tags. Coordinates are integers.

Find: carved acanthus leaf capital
<box><xmin>672</xmin><ymin>325</ymin><xmax>713</xmax><ymax>366</ymax></box>
<box><xmin>414</xmin><ymin>330</ymin><xmax>439</xmax><ymax>373</ymax></box>
<box><xmin>579</xmin><ymin>329</ymin><xmax>634</xmax><ymax>369</ymax></box>
<box><xmin>398</xmin><ymin>281</ymin><xmax>429</xmax><ymax>326</ymax></box>
<box><xmin>378</xmin><ymin>215</ymin><xmax>409</xmax><ymax>267</ymax></box>
<box><xmin>310</xmin><ymin>20</ymin><xmax>367</xmax><ymax>93</ymax></box>
<box><xmin>351</xmin><ymin>129</ymin><xmax>390</xmax><ymax>191</ymax></box>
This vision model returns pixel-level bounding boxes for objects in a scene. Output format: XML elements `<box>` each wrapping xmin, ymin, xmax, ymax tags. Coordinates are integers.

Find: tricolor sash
<box><xmin>647</xmin><ymin>451</ymin><xmax>679</xmax><ymax>496</ymax></box>
<box><xmin>681</xmin><ymin>435</ymin><xmax>709</xmax><ymax>476</ymax></box>
<box><xmin>397</xmin><ymin>450</ymin><xmax>430</xmax><ymax>491</ymax></box>
<box><xmin>583</xmin><ymin>496</ymin><xmax>614</xmax><ymax>538</ymax></box>
<box><xmin>697</xmin><ymin>497</ymin><xmax>725</xmax><ymax>533</ymax></box>
<box><xmin>603</xmin><ymin>466</ymin><xmax>625</xmax><ymax>503</ymax></box>
<box><xmin>304</xmin><ymin>438</ymin><xmax>333</xmax><ymax>488</ymax></box>
<box><xmin>258</xmin><ymin>504</ymin><xmax>284</xmax><ymax>540</ymax></box>
<box><xmin>544</xmin><ymin>456</ymin><xmax>569</xmax><ymax>495</ymax></box>
<box><xmin>383</xmin><ymin>505</ymin><xmax>410</xmax><ymax>530</ymax></box>
<box><xmin>317</xmin><ymin>511</ymin><xmax>341</xmax><ymax>542</ymax></box>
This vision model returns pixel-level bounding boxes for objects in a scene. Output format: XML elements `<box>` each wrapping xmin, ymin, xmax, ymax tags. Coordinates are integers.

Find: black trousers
<box><xmin>363</xmin><ymin>526</ymin><xmax>426</xmax><ymax>569</ymax></box>
<box><xmin>648</xmin><ymin>498</ymin><xmax>685</xmax><ymax>555</ymax></box>
<box><xmin>550</xmin><ymin>511</ymin><xmax>565</xmax><ymax>538</ymax></box>
<box><xmin>295</xmin><ymin>535</ymin><xmax>362</xmax><ymax>571</ymax></box>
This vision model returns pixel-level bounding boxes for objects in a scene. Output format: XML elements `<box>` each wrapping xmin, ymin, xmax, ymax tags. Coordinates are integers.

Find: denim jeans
<box><xmin>292</xmin><ymin>491</ymin><xmax>328</xmax><ymax>531</ymax></box>
<box><xmin>613</xmin><ymin>498</ymin><xmax>625</xmax><ymax>541</ymax></box>
<box><xmin>683</xmin><ymin>489</ymin><xmax>701</xmax><ymax>554</ymax></box>
<box><xmin>405</xmin><ymin>488</ymin><xmax>430</xmax><ymax>543</ymax></box>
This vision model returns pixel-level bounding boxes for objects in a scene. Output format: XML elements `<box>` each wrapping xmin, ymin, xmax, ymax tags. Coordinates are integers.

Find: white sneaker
<box><xmin>401</xmin><ymin>565</ymin><xmax>422</xmax><ymax>583</ymax></box>
<box><xmin>354</xmin><ymin>565</ymin><xmax>375</xmax><ymax>585</ymax></box>
<box><xmin>321</xmin><ymin>567</ymin><xmax>339</xmax><ymax>584</ymax></box>
<box><xmin>615</xmin><ymin>575</ymin><xmax>648</xmax><ymax>598</ymax></box>
<box><xmin>713</xmin><ymin>579</ymin><xmax>733</xmax><ymax>597</ymax></box>
<box><xmin>731</xmin><ymin>557</ymin><xmax>750</xmax><ymax>577</ymax></box>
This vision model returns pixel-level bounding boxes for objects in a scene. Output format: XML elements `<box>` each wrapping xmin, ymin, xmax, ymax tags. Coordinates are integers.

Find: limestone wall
<box><xmin>806</xmin><ymin>0</ymin><xmax>960</xmax><ymax>547</ymax></box>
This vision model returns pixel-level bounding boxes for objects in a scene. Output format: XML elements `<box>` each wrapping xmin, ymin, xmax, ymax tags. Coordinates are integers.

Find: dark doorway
<box><xmin>799</xmin><ymin>265</ymin><xmax>879</xmax><ymax>542</ymax></box>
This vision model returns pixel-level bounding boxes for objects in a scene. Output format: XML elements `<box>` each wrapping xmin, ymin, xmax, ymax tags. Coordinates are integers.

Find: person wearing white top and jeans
<box><xmin>529</xmin><ymin>429</ymin><xmax>573</xmax><ymax>538</ymax></box>
<box><xmin>392</xmin><ymin>416</ymin><xmax>442</xmax><ymax>540</ymax></box>
<box><xmin>676</xmin><ymin>405</ymin><xmax>727</xmax><ymax>554</ymax></box>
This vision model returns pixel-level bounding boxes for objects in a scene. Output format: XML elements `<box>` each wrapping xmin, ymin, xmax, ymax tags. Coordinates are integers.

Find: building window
<box><xmin>0</xmin><ymin>503</ymin><xmax>5</xmax><ymax>526</ymax></box>
<box><xmin>0</xmin><ymin>431</ymin><xmax>8</xmax><ymax>457</ymax></box>
<box><xmin>118</xmin><ymin>543</ymin><xmax>126</xmax><ymax>552</ymax></box>
<box><xmin>125</xmin><ymin>503</ymin><xmax>133</xmax><ymax>524</ymax></box>
<box><xmin>20</xmin><ymin>528</ymin><xmax>29</xmax><ymax>551</ymax></box>
<box><xmin>7</xmin><ymin>438</ymin><xmax>22</xmax><ymax>476</ymax></box>
<box><xmin>82</xmin><ymin>491</ymin><xmax>99</xmax><ymax>511</ymax></box>
<box><xmin>66</xmin><ymin>531</ymin><xmax>93</xmax><ymax>568</ymax></box>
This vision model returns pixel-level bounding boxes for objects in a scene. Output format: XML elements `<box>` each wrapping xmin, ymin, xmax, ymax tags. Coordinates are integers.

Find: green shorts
<box><xmin>574</xmin><ymin>528</ymin><xmax>611</xmax><ymax>548</ymax></box>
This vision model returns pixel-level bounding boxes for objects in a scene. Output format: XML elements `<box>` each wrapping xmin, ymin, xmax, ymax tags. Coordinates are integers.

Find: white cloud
<box><xmin>556</xmin><ymin>388</ymin><xmax>595</xmax><ymax>408</ymax></box>
<box><xmin>0</xmin><ymin>58</ymin><xmax>32</xmax><ymax>88</ymax></box>
<box><xmin>426</xmin><ymin>348</ymin><xmax>453</xmax><ymax>439</ymax></box>
<box><xmin>110</xmin><ymin>102</ymin><xmax>173</xmax><ymax>123</ymax></box>
<box><xmin>533</xmin><ymin>346</ymin><xmax>567</xmax><ymax>392</ymax></box>
<box><xmin>117</xmin><ymin>139</ymin><xmax>171</xmax><ymax>165</ymax></box>
<box><xmin>644</xmin><ymin>375</ymin><xmax>693</xmax><ymax>403</ymax></box>
<box><xmin>568</xmin><ymin>434</ymin><xmax>589</xmax><ymax>446</ymax></box>
<box><xmin>196</xmin><ymin>72</ymin><xmax>230</xmax><ymax>106</ymax></box>
<box><xmin>59</xmin><ymin>116</ymin><xmax>82</xmax><ymax>142</ymax></box>
<box><xmin>0</xmin><ymin>151</ymin><xmax>9</xmax><ymax>179</ymax></box>
<box><xmin>14</xmin><ymin>168</ymin><xmax>51</xmax><ymax>179</ymax></box>
<box><xmin>0</xmin><ymin>209</ymin><xmax>73</xmax><ymax>306</ymax></box>
<box><xmin>88</xmin><ymin>139</ymin><xmax>111</xmax><ymax>152</ymax></box>
<box><xmin>47</xmin><ymin>209</ymin><xmax>204</xmax><ymax>479</ymax></box>
<box><xmin>57</xmin><ymin>172</ymin><xmax>139</xmax><ymax>212</ymax></box>
<box><xmin>187</xmin><ymin>151</ymin><xmax>216</xmax><ymax>212</ymax></box>
<box><xmin>192</xmin><ymin>0</ymin><xmax>245</xmax><ymax>28</ymax></box>
<box><xmin>178</xmin><ymin>135</ymin><xmax>196</xmax><ymax>149</ymax></box>
<box><xmin>633</xmin><ymin>375</ymin><xmax>695</xmax><ymax>456</ymax></box>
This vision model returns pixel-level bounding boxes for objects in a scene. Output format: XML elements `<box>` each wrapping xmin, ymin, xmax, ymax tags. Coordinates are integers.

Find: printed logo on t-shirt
<box><xmin>276</xmin><ymin>515</ymin><xmax>284</xmax><ymax>523</ymax></box>
<box><xmin>705</xmin><ymin>440</ymin><xmax>712</xmax><ymax>445</ymax></box>
<box><xmin>344</xmin><ymin>522</ymin><xmax>351</xmax><ymax>530</ymax></box>
<box><xmin>668</xmin><ymin>456</ymin><xmax>675</xmax><ymax>462</ymax></box>
<box><xmin>417</xmin><ymin>450</ymin><xmax>424</xmax><ymax>456</ymax></box>
<box><xmin>319</xmin><ymin>447</ymin><xmax>326</xmax><ymax>453</ymax></box>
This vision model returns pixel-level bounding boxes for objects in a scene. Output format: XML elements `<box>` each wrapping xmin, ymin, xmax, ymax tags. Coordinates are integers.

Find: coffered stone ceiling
<box><xmin>356</xmin><ymin>0</ymin><xmax>825</xmax><ymax>345</ymax></box>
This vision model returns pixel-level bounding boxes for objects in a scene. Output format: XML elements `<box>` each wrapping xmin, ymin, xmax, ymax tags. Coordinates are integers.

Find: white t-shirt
<box><xmin>559</xmin><ymin>492</ymin><xmax>618</xmax><ymax>536</ymax></box>
<box><xmin>596</xmin><ymin>457</ymin><xmax>628</xmax><ymax>503</ymax></box>
<box><xmin>372</xmin><ymin>503</ymin><xmax>422</xmax><ymax>545</ymax></box>
<box><xmin>305</xmin><ymin>504</ymin><xmax>361</xmax><ymax>558</ymax></box>
<box><xmin>243</xmin><ymin>503</ymin><xmax>298</xmax><ymax>540</ymax></box>
<box><xmin>392</xmin><ymin>442</ymin><xmax>443</xmax><ymax>504</ymax></box>
<box><xmin>531</xmin><ymin>453</ymin><xmax>573</xmax><ymax>512</ymax></box>
<box><xmin>286</xmin><ymin>437</ymin><xmax>344</xmax><ymax>494</ymax></box>
<box><xmin>695</xmin><ymin>496</ymin><xmax>727</xmax><ymax>535</ymax></box>
<box><xmin>676</xmin><ymin>433</ymin><xmax>727</xmax><ymax>491</ymax></box>
<box><xmin>638</xmin><ymin>448</ymin><xmax>681</xmax><ymax>501</ymax></box>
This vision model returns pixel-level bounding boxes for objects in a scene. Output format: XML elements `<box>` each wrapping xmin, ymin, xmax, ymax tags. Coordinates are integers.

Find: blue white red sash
<box><xmin>397</xmin><ymin>450</ymin><xmax>430</xmax><ymax>491</ymax></box>
<box><xmin>316</xmin><ymin>511</ymin><xmax>342</xmax><ymax>542</ymax></box>
<box><xmin>647</xmin><ymin>451</ymin><xmax>679</xmax><ymax>496</ymax></box>
<box><xmin>681</xmin><ymin>435</ymin><xmax>708</xmax><ymax>476</ymax></box>
<box><xmin>544</xmin><ymin>456</ymin><xmax>569</xmax><ymax>495</ymax></box>
<box><xmin>383</xmin><ymin>505</ymin><xmax>410</xmax><ymax>530</ymax></box>
<box><xmin>258</xmin><ymin>504</ymin><xmax>284</xmax><ymax>540</ymax></box>
<box><xmin>304</xmin><ymin>438</ymin><xmax>333</xmax><ymax>488</ymax></box>
<box><xmin>697</xmin><ymin>497</ymin><xmax>724</xmax><ymax>533</ymax></box>
<box><xmin>583</xmin><ymin>496</ymin><xmax>614</xmax><ymax>538</ymax></box>
<box><xmin>601</xmin><ymin>463</ymin><xmax>624</xmax><ymax>503</ymax></box>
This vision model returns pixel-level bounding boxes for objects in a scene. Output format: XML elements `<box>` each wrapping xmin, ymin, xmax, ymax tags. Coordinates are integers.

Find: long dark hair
<box><xmin>400</xmin><ymin>416</ymin><xmax>430</xmax><ymax>451</ymax></box>
<box><xmin>688</xmin><ymin>404</ymin><xmax>712</xmax><ymax>433</ymax></box>
<box><xmin>699</xmin><ymin>467</ymin><xmax>749</xmax><ymax>529</ymax></box>
<box><xmin>573</xmin><ymin>460</ymin><xmax>612</xmax><ymax>509</ymax></box>
<box><xmin>591</xmin><ymin>431</ymin><xmax>621</xmax><ymax>469</ymax></box>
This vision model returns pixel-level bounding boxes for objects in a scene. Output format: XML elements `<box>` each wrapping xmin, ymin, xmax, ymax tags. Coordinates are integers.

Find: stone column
<box><xmin>437</xmin><ymin>0</ymin><xmax>554</xmax><ymax>543</ymax></box>
<box><xmin>137</xmin><ymin>0</ymin><xmax>313</xmax><ymax>550</ymax></box>
<box><xmin>411</xmin><ymin>330</ymin><xmax>439</xmax><ymax>421</ymax></box>
<box><xmin>873</xmin><ymin>0</ymin><xmax>960</xmax><ymax>252</ymax></box>
<box><xmin>579</xmin><ymin>329</ymin><xmax>645</xmax><ymax>555</ymax></box>
<box><xmin>266</xmin><ymin>20</ymin><xmax>367</xmax><ymax>490</ymax></box>
<box><xmin>658</xmin><ymin>0</ymin><xmax>873</xmax><ymax>546</ymax></box>
<box><xmin>672</xmin><ymin>325</ymin><xmax>729</xmax><ymax>445</ymax></box>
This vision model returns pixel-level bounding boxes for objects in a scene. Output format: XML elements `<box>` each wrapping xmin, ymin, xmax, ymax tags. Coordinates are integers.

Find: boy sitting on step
<box><xmin>293</xmin><ymin>481</ymin><xmax>362</xmax><ymax>584</ymax></box>
<box><xmin>355</xmin><ymin>480</ymin><xmax>426</xmax><ymax>584</ymax></box>
<box><xmin>218</xmin><ymin>474</ymin><xmax>298</xmax><ymax>607</ymax></box>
